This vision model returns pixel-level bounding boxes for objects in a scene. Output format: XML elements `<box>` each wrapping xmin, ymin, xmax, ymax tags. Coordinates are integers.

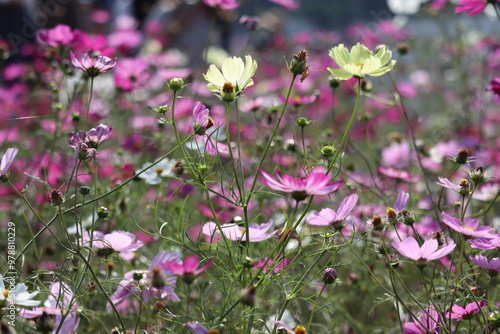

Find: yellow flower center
<box><xmin>295</xmin><ymin>325</ymin><xmax>307</xmax><ymax>334</ymax></box>
<box><xmin>355</xmin><ymin>63</ymin><xmax>364</xmax><ymax>69</ymax></box>
<box><xmin>208</xmin><ymin>330</ymin><xmax>220</xmax><ymax>334</ymax></box>
<box><xmin>462</xmin><ymin>225</ymin><xmax>476</xmax><ymax>231</ymax></box>
<box><xmin>3</xmin><ymin>289</ymin><xmax>9</xmax><ymax>299</ymax></box>
<box><xmin>156</xmin><ymin>167</ymin><xmax>164</xmax><ymax>175</ymax></box>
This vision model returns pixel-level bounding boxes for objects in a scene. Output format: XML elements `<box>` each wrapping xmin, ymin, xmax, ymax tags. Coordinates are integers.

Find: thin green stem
<box><xmin>83</xmin><ymin>77</ymin><xmax>94</xmax><ymax>133</ymax></box>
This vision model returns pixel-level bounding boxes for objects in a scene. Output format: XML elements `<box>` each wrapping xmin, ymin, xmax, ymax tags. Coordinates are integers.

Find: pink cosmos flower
<box><xmin>70</xmin><ymin>50</ymin><xmax>117</xmax><ymax>78</ymax></box>
<box><xmin>455</xmin><ymin>0</ymin><xmax>495</xmax><ymax>15</ymax></box>
<box><xmin>404</xmin><ymin>307</ymin><xmax>442</xmax><ymax>334</ymax></box>
<box><xmin>469</xmin><ymin>236</ymin><xmax>500</xmax><ymax>249</ymax></box>
<box><xmin>441</xmin><ymin>212</ymin><xmax>495</xmax><ymax>239</ymax></box>
<box><xmin>19</xmin><ymin>281</ymin><xmax>80</xmax><ymax>334</ymax></box>
<box><xmin>114</xmin><ymin>57</ymin><xmax>150</xmax><ymax>91</ymax></box>
<box><xmin>161</xmin><ymin>255</ymin><xmax>213</xmax><ymax>283</ymax></box>
<box><xmin>487</xmin><ymin>78</ymin><xmax>500</xmax><ymax>96</ymax></box>
<box><xmin>378</xmin><ymin>166</ymin><xmax>422</xmax><ymax>182</ymax></box>
<box><xmin>394</xmin><ymin>191</ymin><xmax>410</xmax><ymax>212</ymax></box>
<box><xmin>260</xmin><ymin>169</ymin><xmax>343</xmax><ymax>201</ymax></box>
<box><xmin>83</xmin><ymin>230</ymin><xmax>144</xmax><ymax>260</ymax></box>
<box><xmin>0</xmin><ymin>148</ymin><xmax>18</xmax><ymax>177</ymax></box>
<box><xmin>111</xmin><ymin>251</ymin><xmax>180</xmax><ymax>307</ymax></box>
<box><xmin>436</xmin><ymin>177</ymin><xmax>461</xmax><ymax>191</ymax></box>
<box><xmin>38</xmin><ymin>24</ymin><xmax>80</xmax><ymax>47</ymax></box>
<box><xmin>68</xmin><ymin>124</ymin><xmax>113</xmax><ymax>150</ymax></box>
<box><xmin>253</xmin><ymin>257</ymin><xmax>290</xmax><ymax>273</ymax></box>
<box><xmin>306</xmin><ymin>194</ymin><xmax>358</xmax><ymax>228</ymax></box>
<box><xmin>392</xmin><ymin>236</ymin><xmax>456</xmax><ymax>263</ymax></box>
<box><xmin>183</xmin><ymin>321</ymin><xmax>211</xmax><ymax>334</ymax></box>
<box><xmin>202</xmin><ymin>0</ymin><xmax>239</xmax><ymax>10</ymax></box>
<box><xmin>202</xmin><ymin>219</ymin><xmax>277</xmax><ymax>243</ymax></box>
<box><xmin>268</xmin><ymin>0</ymin><xmax>300</xmax><ymax>10</ymax></box>
<box><xmin>446</xmin><ymin>301</ymin><xmax>487</xmax><ymax>321</ymax></box>
<box><xmin>470</xmin><ymin>255</ymin><xmax>500</xmax><ymax>275</ymax></box>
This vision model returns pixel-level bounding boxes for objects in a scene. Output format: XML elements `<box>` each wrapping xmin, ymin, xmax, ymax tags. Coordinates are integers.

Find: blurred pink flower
<box><xmin>70</xmin><ymin>51</ymin><xmax>116</xmax><ymax>77</ymax></box>
<box><xmin>184</xmin><ymin>321</ymin><xmax>211</xmax><ymax>334</ymax></box>
<box><xmin>38</xmin><ymin>24</ymin><xmax>80</xmax><ymax>47</ymax></box>
<box><xmin>487</xmin><ymin>78</ymin><xmax>500</xmax><ymax>96</ymax></box>
<box><xmin>161</xmin><ymin>255</ymin><xmax>213</xmax><ymax>283</ymax></box>
<box><xmin>441</xmin><ymin>212</ymin><xmax>495</xmax><ymax>239</ymax></box>
<box><xmin>470</xmin><ymin>254</ymin><xmax>500</xmax><ymax>275</ymax></box>
<box><xmin>446</xmin><ymin>301</ymin><xmax>487</xmax><ymax>321</ymax></box>
<box><xmin>114</xmin><ymin>57</ymin><xmax>150</xmax><ymax>91</ymax></box>
<box><xmin>378</xmin><ymin>166</ymin><xmax>422</xmax><ymax>182</ymax></box>
<box><xmin>0</xmin><ymin>148</ymin><xmax>18</xmax><ymax>177</ymax></box>
<box><xmin>19</xmin><ymin>281</ymin><xmax>80</xmax><ymax>334</ymax></box>
<box><xmin>202</xmin><ymin>0</ymin><xmax>239</xmax><ymax>9</ymax></box>
<box><xmin>394</xmin><ymin>191</ymin><xmax>410</xmax><ymax>213</ymax></box>
<box><xmin>469</xmin><ymin>236</ymin><xmax>500</xmax><ymax>249</ymax></box>
<box><xmin>260</xmin><ymin>169</ymin><xmax>343</xmax><ymax>201</ymax></box>
<box><xmin>455</xmin><ymin>0</ymin><xmax>494</xmax><ymax>15</ymax></box>
<box><xmin>404</xmin><ymin>306</ymin><xmax>442</xmax><ymax>334</ymax></box>
<box><xmin>202</xmin><ymin>219</ymin><xmax>277</xmax><ymax>243</ymax></box>
<box><xmin>307</xmin><ymin>194</ymin><xmax>358</xmax><ymax>227</ymax></box>
<box><xmin>392</xmin><ymin>236</ymin><xmax>456</xmax><ymax>263</ymax></box>
<box><xmin>268</xmin><ymin>0</ymin><xmax>300</xmax><ymax>10</ymax></box>
<box><xmin>436</xmin><ymin>177</ymin><xmax>461</xmax><ymax>191</ymax></box>
<box><xmin>111</xmin><ymin>251</ymin><xmax>180</xmax><ymax>307</ymax></box>
<box><xmin>253</xmin><ymin>257</ymin><xmax>290</xmax><ymax>273</ymax></box>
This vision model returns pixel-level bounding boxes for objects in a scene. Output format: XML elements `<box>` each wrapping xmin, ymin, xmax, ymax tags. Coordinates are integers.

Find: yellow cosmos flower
<box><xmin>327</xmin><ymin>43</ymin><xmax>396</xmax><ymax>80</ymax></box>
<box><xmin>204</xmin><ymin>55</ymin><xmax>258</xmax><ymax>102</ymax></box>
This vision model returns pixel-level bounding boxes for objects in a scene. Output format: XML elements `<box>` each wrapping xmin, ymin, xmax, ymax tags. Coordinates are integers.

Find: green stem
<box><xmin>247</xmin><ymin>75</ymin><xmax>297</xmax><ymax>203</ymax></box>
<box><xmin>83</xmin><ymin>76</ymin><xmax>94</xmax><ymax>133</ymax></box>
<box><xmin>306</xmin><ymin>284</ymin><xmax>326</xmax><ymax>332</ymax></box>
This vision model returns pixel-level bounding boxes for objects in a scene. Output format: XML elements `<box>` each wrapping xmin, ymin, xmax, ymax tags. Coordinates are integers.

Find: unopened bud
<box><xmin>322</xmin><ymin>268</ymin><xmax>338</xmax><ymax>284</ymax></box>
<box><xmin>454</xmin><ymin>148</ymin><xmax>469</xmax><ymax>164</ymax></box>
<box><xmin>469</xmin><ymin>166</ymin><xmax>485</xmax><ymax>185</ymax></box>
<box><xmin>289</xmin><ymin>50</ymin><xmax>309</xmax><ymax>82</ymax></box>
<box><xmin>372</xmin><ymin>215</ymin><xmax>384</xmax><ymax>231</ymax></box>
<box><xmin>97</xmin><ymin>206</ymin><xmax>108</xmax><ymax>218</ymax></box>
<box><xmin>296</xmin><ymin>117</ymin><xmax>311</xmax><ymax>127</ymax></box>
<box><xmin>321</xmin><ymin>145</ymin><xmax>335</xmax><ymax>157</ymax></box>
<box><xmin>168</xmin><ymin>78</ymin><xmax>185</xmax><ymax>92</ymax></box>
<box><xmin>49</xmin><ymin>189</ymin><xmax>64</xmax><ymax>206</ymax></box>
<box><xmin>79</xmin><ymin>186</ymin><xmax>91</xmax><ymax>195</ymax></box>
<box><xmin>240</xmin><ymin>286</ymin><xmax>257</xmax><ymax>306</ymax></box>
<box><xmin>397</xmin><ymin>42</ymin><xmax>409</xmax><ymax>55</ymax></box>
<box><xmin>150</xmin><ymin>267</ymin><xmax>165</xmax><ymax>288</ymax></box>
<box><xmin>459</xmin><ymin>179</ymin><xmax>470</xmax><ymax>196</ymax></box>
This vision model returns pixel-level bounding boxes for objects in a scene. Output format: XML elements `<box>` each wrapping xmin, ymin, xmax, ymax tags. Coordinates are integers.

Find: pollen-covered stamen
<box><xmin>156</xmin><ymin>167</ymin><xmax>164</xmax><ymax>175</ymax></box>
<box><xmin>222</xmin><ymin>82</ymin><xmax>234</xmax><ymax>93</ymax></box>
<box><xmin>355</xmin><ymin>63</ymin><xmax>365</xmax><ymax>69</ymax></box>
<box><xmin>206</xmin><ymin>116</ymin><xmax>215</xmax><ymax>130</ymax></box>
<box><xmin>3</xmin><ymin>289</ymin><xmax>9</xmax><ymax>299</ymax></box>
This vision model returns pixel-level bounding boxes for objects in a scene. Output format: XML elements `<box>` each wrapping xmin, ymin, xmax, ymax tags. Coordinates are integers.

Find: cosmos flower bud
<box><xmin>322</xmin><ymin>268</ymin><xmax>338</xmax><ymax>284</ymax></box>
<box><xmin>168</xmin><ymin>77</ymin><xmax>185</xmax><ymax>92</ymax></box>
<box><xmin>386</xmin><ymin>208</ymin><xmax>397</xmax><ymax>224</ymax></box>
<box><xmin>289</xmin><ymin>49</ymin><xmax>309</xmax><ymax>82</ymax></box>
<box><xmin>240</xmin><ymin>286</ymin><xmax>257</xmax><ymax>306</ymax></box>
<box><xmin>372</xmin><ymin>215</ymin><xmax>384</xmax><ymax>231</ymax></box>
<box><xmin>79</xmin><ymin>186</ymin><xmax>91</xmax><ymax>195</ymax></box>
<box><xmin>97</xmin><ymin>206</ymin><xmax>109</xmax><ymax>218</ymax></box>
<box><xmin>469</xmin><ymin>166</ymin><xmax>485</xmax><ymax>185</ymax></box>
<box><xmin>329</xmin><ymin>77</ymin><xmax>341</xmax><ymax>89</ymax></box>
<box><xmin>296</xmin><ymin>117</ymin><xmax>311</xmax><ymax>127</ymax></box>
<box><xmin>49</xmin><ymin>189</ymin><xmax>64</xmax><ymax>206</ymax></box>
<box><xmin>397</xmin><ymin>42</ymin><xmax>409</xmax><ymax>55</ymax></box>
<box><xmin>36</xmin><ymin>312</ymin><xmax>55</xmax><ymax>333</ymax></box>
<box><xmin>321</xmin><ymin>145</ymin><xmax>335</xmax><ymax>157</ymax></box>
<box><xmin>399</xmin><ymin>209</ymin><xmax>415</xmax><ymax>226</ymax></box>
<box><xmin>150</xmin><ymin>267</ymin><xmax>166</xmax><ymax>288</ymax></box>
<box><xmin>157</xmin><ymin>105</ymin><xmax>169</xmax><ymax>114</ymax></box>
<box><xmin>454</xmin><ymin>148</ymin><xmax>469</xmax><ymax>164</ymax></box>
<box><xmin>459</xmin><ymin>179</ymin><xmax>470</xmax><ymax>196</ymax></box>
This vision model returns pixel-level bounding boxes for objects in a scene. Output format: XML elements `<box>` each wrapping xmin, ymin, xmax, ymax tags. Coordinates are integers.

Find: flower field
<box><xmin>1</xmin><ymin>0</ymin><xmax>500</xmax><ymax>333</ymax></box>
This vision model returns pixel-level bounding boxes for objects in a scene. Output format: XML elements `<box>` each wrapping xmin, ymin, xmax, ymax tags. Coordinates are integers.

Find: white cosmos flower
<box><xmin>0</xmin><ymin>275</ymin><xmax>41</xmax><ymax>307</ymax></box>
<box><xmin>328</xmin><ymin>43</ymin><xmax>396</xmax><ymax>80</ymax></box>
<box><xmin>204</xmin><ymin>55</ymin><xmax>258</xmax><ymax>102</ymax></box>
